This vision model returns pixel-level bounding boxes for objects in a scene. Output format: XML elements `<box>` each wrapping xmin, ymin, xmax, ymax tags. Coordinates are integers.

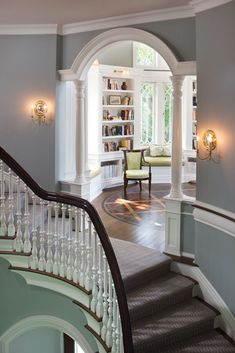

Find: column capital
<box><xmin>73</xmin><ymin>79</ymin><xmax>86</xmax><ymax>99</ymax></box>
<box><xmin>170</xmin><ymin>75</ymin><xmax>185</xmax><ymax>99</ymax></box>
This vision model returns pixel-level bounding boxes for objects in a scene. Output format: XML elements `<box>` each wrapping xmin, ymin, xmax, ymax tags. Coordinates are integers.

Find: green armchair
<box><xmin>123</xmin><ymin>149</ymin><xmax>151</xmax><ymax>197</ymax></box>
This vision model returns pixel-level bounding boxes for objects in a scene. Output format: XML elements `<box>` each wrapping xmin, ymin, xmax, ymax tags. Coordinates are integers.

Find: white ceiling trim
<box><xmin>190</xmin><ymin>0</ymin><xmax>233</xmax><ymax>13</ymax></box>
<box><xmin>61</xmin><ymin>5</ymin><xmax>194</xmax><ymax>35</ymax></box>
<box><xmin>0</xmin><ymin>24</ymin><xmax>58</xmax><ymax>35</ymax></box>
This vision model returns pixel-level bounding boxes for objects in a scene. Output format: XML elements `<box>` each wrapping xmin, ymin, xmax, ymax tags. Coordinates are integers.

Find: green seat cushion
<box><xmin>143</xmin><ymin>156</ymin><xmax>172</xmax><ymax>166</ymax></box>
<box><xmin>125</xmin><ymin>170</ymin><xmax>150</xmax><ymax>179</ymax></box>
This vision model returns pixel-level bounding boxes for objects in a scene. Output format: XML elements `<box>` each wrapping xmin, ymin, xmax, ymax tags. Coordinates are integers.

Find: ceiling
<box><xmin>0</xmin><ymin>0</ymin><xmax>190</xmax><ymax>25</ymax></box>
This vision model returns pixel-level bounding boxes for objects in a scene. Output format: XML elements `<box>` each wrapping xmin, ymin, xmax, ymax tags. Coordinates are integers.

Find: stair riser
<box><xmin>134</xmin><ymin>318</ymin><xmax>215</xmax><ymax>353</ymax></box>
<box><xmin>125</xmin><ymin>262</ymin><xmax>171</xmax><ymax>292</ymax></box>
<box><xmin>130</xmin><ymin>286</ymin><xmax>194</xmax><ymax>322</ymax></box>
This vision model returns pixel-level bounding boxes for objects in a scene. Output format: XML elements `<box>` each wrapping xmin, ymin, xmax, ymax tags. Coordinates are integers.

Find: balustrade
<box><xmin>0</xmin><ymin>151</ymin><xmax>132</xmax><ymax>353</ymax></box>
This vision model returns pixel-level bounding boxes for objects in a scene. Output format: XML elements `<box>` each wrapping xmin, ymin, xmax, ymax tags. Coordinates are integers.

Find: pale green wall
<box><xmin>97</xmin><ymin>41</ymin><xmax>133</xmax><ymax>67</ymax></box>
<box><xmin>181</xmin><ymin>202</ymin><xmax>195</xmax><ymax>255</ymax></box>
<box><xmin>9</xmin><ymin>327</ymin><xmax>62</xmax><ymax>353</ymax></box>
<box><xmin>0</xmin><ymin>258</ymin><xmax>97</xmax><ymax>352</ymax></box>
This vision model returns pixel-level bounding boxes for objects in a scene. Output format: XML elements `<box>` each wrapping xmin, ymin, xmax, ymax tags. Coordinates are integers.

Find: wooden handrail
<box><xmin>194</xmin><ymin>203</ymin><xmax>235</xmax><ymax>223</ymax></box>
<box><xmin>0</xmin><ymin>146</ymin><xmax>133</xmax><ymax>353</ymax></box>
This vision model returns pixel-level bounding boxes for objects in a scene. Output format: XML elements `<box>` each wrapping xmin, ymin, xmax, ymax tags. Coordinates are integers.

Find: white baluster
<box><xmin>7</xmin><ymin>168</ymin><xmax>15</xmax><ymax>237</ymax></box>
<box><xmin>79</xmin><ymin>209</ymin><xmax>86</xmax><ymax>287</ymax></box>
<box><xmin>101</xmin><ymin>254</ymin><xmax>108</xmax><ymax>340</ymax></box>
<box><xmin>73</xmin><ymin>208</ymin><xmax>80</xmax><ymax>283</ymax></box>
<box><xmin>106</xmin><ymin>269</ymin><xmax>113</xmax><ymax>348</ymax></box>
<box><xmin>14</xmin><ymin>176</ymin><xmax>23</xmax><ymax>251</ymax></box>
<box><xmin>90</xmin><ymin>229</ymin><xmax>98</xmax><ymax>312</ymax></box>
<box><xmin>46</xmin><ymin>202</ymin><xmax>53</xmax><ymax>273</ymax></box>
<box><xmin>30</xmin><ymin>193</ymin><xmax>38</xmax><ymax>269</ymax></box>
<box><xmin>96</xmin><ymin>240</ymin><xmax>104</xmax><ymax>318</ymax></box>
<box><xmin>66</xmin><ymin>206</ymin><xmax>74</xmax><ymax>280</ymax></box>
<box><xmin>23</xmin><ymin>185</ymin><xmax>31</xmax><ymax>252</ymax></box>
<box><xmin>53</xmin><ymin>203</ymin><xmax>60</xmax><ymax>275</ymax></box>
<box><xmin>0</xmin><ymin>161</ymin><xmax>7</xmax><ymax>236</ymax></box>
<box><xmin>85</xmin><ymin>215</ymin><xmax>92</xmax><ymax>291</ymax></box>
<box><xmin>111</xmin><ymin>289</ymin><xmax>117</xmax><ymax>353</ymax></box>
<box><xmin>59</xmin><ymin>204</ymin><xmax>67</xmax><ymax>277</ymax></box>
<box><xmin>38</xmin><ymin>199</ymin><xmax>46</xmax><ymax>271</ymax></box>
<box><xmin>116</xmin><ymin>313</ymin><xmax>122</xmax><ymax>353</ymax></box>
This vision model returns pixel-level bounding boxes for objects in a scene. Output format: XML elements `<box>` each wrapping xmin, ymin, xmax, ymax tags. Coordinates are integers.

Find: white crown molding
<box><xmin>0</xmin><ymin>24</ymin><xmax>58</xmax><ymax>35</ymax></box>
<box><xmin>193</xmin><ymin>201</ymin><xmax>235</xmax><ymax>238</ymax></box>
<box><xmin>190</xmin><ymin>0</ymin><xmax>233</xmax><ymax>13</ymax></box>
<box><xmin>61</xmin><ymin>5</ymin><xmax>194</xmax><ymax>35</ymax></box>
<box><xmin>172</xmin><ymin>262</ymin><xmax>235</xmax><ymax>340</ymax></box>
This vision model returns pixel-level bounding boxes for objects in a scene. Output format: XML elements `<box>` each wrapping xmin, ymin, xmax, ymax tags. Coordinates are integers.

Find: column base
<box><xmin>60</xmin><ymin>179</ymin><xmax>91</xmax><ymax>200</ymax></box>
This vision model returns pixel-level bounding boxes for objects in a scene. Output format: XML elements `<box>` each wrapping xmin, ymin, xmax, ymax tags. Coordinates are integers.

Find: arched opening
<box><xmin>58</xmin><ymin>27</ymin><xmax>196</xmax><ymax>202</ymax></box>
<box><xmin>0</xmin><ymin>316</ymin><xmax>94</xmax><ymax>353</ymax></box>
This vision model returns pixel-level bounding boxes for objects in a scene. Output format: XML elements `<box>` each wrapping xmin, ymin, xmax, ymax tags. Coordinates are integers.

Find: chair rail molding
<box><xmin>0</xmin><ymin>315</ymin><xmax>94</xmax><ymax>353</ymax></box>
<box><xmin>193</xmin><ymin>201</ymin><xmax>235</xmax><ymax>238</ymax></box>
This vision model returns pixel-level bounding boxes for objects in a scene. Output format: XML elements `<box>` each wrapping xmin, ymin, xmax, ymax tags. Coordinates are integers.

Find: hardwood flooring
<box><xmin>92</xmin><ymin>182</ymin><xmax>195</xmax><ymax>251</ymax></box>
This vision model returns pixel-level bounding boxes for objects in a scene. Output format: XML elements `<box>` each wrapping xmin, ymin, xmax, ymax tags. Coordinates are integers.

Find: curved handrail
<box><xmin>0</xmin><ymin>146</ymin><xmax>133</xmax><ymax>353</ymax></box>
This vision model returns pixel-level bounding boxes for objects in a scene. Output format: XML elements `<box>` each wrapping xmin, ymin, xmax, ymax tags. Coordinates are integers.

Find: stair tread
<box><xmin>132</xmin><ymin>298</ymin><xmax>217</xmax><ymax>351</ymax></box>
<box><xmin>111</xmin><ymin>238</ymin><xmax>171</xmax><ymax>291</ymax></box>
<box><xmin>128</xmin><ymin>272</ymin><xmax>195</xmax><ymax>321</ymax></box>
<box><xmin>160</xmin><ymin>330</ymin><xmax>235</xmax><ymax>353</ymax></box>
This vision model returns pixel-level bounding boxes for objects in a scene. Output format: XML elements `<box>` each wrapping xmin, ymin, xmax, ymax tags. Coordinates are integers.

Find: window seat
<box><xmin>142</xmin><ymin>156</ymin><xmax>172</xmax><ymax>167</ymax></box>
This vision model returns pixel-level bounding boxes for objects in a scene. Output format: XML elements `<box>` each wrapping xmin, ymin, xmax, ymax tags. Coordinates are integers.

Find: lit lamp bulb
<box><xmin>197</xmin><ymin>129</ymin><xmax>217</xmax><ymax>161</ymax></box>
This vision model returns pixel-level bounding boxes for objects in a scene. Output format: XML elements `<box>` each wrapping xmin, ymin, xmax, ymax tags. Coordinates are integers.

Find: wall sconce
<box><xmin>31</xmin><ymin>100</ymin><xmax>48</xmax><ymax>124</ymax></box>
<box><xmin>197</xmin><ymin>129</ymin><xmax>217</xmax><ymax>161</ymax></box>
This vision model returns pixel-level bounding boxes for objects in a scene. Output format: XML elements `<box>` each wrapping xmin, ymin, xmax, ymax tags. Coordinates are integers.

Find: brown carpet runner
<box><xmin>111</xmin><ymin>238</ymin><xmax>235</xmax><ymax>353</ymax></box>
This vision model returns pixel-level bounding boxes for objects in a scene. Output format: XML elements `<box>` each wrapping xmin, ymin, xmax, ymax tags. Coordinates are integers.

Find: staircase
<box><xmin>0</xmin><ymin>146</ymin><xmax>235</xmax><ymax>353</ymax></box>
<box><xmin>111</xmin><ymin>239</ymin><xmax>235</xmax><ymax>353</ymax></box>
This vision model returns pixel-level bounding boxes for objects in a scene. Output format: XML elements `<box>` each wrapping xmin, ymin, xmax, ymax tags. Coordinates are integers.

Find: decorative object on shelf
<box><xmin>121</xmin><ymin>81</ymin><xmax>127</xmax><ymax>90</ymax></box>
<box><xmin>31</xmin><ymin>99</ymin><xmax>48</xmax><ymax>124</ymax></box>
<box><xmin>197</xmin><ymin>129</ymin><xmax>217</xmax><ymax>161</ymax></box>
<box><xmin>121</xmin><ymin>96</ymin><xmax>131</xmax><ymax>105</ymax></box>
<box><xmin>109</xmin><ymin>95</ymin><xmax>121</xmax><ymax>105</ymax></box>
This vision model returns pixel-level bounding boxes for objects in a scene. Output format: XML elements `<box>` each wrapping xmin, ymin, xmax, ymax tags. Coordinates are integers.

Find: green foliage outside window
<box><xmin>164</xmin><ymin>83</ymin><xmax>173</xmax><ymax>143</ymax></box>
<box><xmin>136</xmin><ymin>43</ymin><xmax>155</xmax><ymax>67</ymax></box>
<box><xmin>140</xmin><ymin>82</ymin><xmax>154</xmax><ymax>145</ymax></box>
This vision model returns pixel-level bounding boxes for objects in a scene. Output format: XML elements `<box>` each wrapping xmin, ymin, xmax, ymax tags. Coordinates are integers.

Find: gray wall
<box><xmin>0</xmin><ymin>35</ymin><xmax>57</xmax><ymax>190</ymax></box>
<box><xmin>196</xmin><ymin>2</ymin><xmax>235</xmax><ymax>213</ymax></box>
<box><xmin>61</xmin><ymin>17</ymin><xmax>196</xmax><ymax>69</ymax></box>
<box><xmin>195</xmin><ymin>222</ymin><xmax>235</xmax><ymax>315</ymax></box>
<box><xmin>97</xmin><ymin>41</ymin><xmax>133</xmax><ymax>67</ymax></box>
<box><xmin>9</xmin><ymin>327</ymin><xmax>62</xmax><ymax>353</ymax></box>
<box><xmin>0</xmin><ymin>258</ymin><xmax>97</xmax><ymax>351</ymax></box>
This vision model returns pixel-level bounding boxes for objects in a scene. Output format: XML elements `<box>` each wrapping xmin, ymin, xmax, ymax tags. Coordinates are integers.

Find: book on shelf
<box><xmin>120</xmin><ymin>109</ymin><xmax>134</xmax><ymax>120</ymax></box>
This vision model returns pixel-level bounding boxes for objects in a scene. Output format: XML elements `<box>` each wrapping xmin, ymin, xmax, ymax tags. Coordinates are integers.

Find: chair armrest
<box><xmin>142</xmin><ymin>154</ymin><xmax>152</xmax><ymax>173</ymax></box>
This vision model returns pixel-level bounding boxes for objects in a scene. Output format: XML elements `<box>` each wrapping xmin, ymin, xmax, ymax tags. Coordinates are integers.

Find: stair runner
<box><xmin>111</xmin><ymin>239</ymin><xmax>235</xmax><ymax>353</ymax></box>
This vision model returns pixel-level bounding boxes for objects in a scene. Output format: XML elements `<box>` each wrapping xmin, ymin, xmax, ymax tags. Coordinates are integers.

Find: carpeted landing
<box><xmin>111</xmin><ymin>238</ymin><xmax>235</xmax><ymax>353</ymax></box>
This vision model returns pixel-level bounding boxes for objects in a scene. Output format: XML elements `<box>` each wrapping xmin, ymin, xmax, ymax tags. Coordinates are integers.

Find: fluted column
<box><xmin>169</xmin><ymin>75</ymin><xmax>185</xmax><ymax>199</ymax></box>
<box><xmin>74</xmin><ymin>80</ymin><xmax>86</xmax><ymax>182</ymax></box>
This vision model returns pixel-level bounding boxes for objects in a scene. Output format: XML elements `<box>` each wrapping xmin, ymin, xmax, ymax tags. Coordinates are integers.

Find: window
<box><xmin>135</xmin><ymin>42</ymin><xmax>156</xmax><ymax>67</ymax></box>
<box><xmin>164</xmin><ymin>83</ymin><xmax>173</xmax><ymax>143</ymax></box>
<box><xmin>140</xmin><ymin>82</ymin><xmax>155</xmax><ymax>145</ymax></box>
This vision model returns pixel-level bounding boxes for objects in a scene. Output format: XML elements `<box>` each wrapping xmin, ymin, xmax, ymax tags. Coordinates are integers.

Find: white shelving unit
<box><xmin>87</xmin><ymin>64</ymin><xmax>136</xmax><ymax>188</ymax></box>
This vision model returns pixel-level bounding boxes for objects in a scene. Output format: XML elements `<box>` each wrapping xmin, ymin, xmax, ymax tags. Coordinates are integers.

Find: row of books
<box><xmin>103</xmin><ymin>109</ymin><xmax>134</xmax><ymax>120</ymax></box>
<box><xmin>103</xmin><ymin>78</ymin><xmax>130</xmax><ymax>90</ymax></box>
<box><xmin>101</xmin><ymin>163</ymin><xmax>119</xmax><ymax>179</ymax></box>
<box><xmin>103</xmin><ymin>139</ymin><xmax>133</xmax><ymax>152</ymax></box>
<box><xmin>102</xmin><ymin>124</ymin><xmax>134</xmax><ymax>137</ymax></box>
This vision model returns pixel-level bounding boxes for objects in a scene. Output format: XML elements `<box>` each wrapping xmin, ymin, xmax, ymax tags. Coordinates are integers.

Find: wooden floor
<box><xmin>92</xmin><ymin>182</ymin><xmax>196</xmax><ymax>251</ymax></box>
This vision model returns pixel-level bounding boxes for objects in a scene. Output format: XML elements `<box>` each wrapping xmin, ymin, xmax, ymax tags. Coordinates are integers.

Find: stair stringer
<box><xmin>171</xmin><ymin>261</ymin><xmax>235</xmax><ymax>341</ymax></box>
<box><xmin>0</xmin><ymin>248</ymin><xmax>109</xmax><ymax>353</ymax></box>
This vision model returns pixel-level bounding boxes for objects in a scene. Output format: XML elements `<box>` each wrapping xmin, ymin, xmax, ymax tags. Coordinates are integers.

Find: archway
<box><xmin>0</xmin><ymin>315</ymin><xmax>94</xmax><ymax>353</ymax></box>
<box><xmin>58</xmin><ymin>27</ymin><xmax>196</xmax><ymax>200</ymax></box>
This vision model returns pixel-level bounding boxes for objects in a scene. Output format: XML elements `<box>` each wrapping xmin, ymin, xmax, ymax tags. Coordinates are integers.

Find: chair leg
<box><xmin>124</xmin><ymin>178</ymin><xmax>128</xmax><ymax>198</ymax></box>
<box><xmin>139</xmin><ymin>180</ymin><xmax>142</xmax><ymax>192</ymax></box>
<box><xmin>149</xmin><ymin>176</ymin><xmax>151</xmax><ymax>197</ymax></box>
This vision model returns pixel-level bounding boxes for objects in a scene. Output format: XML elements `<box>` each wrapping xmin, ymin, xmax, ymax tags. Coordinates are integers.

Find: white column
<box><xmin>169</xmin><ymin>75</ymin><xmax>184</xmax><ymax>199</ymax></box>
<box><xmin>74</xmin><ymin>80</ymin><xmax>86</xmax><ymax>182</ymax></box>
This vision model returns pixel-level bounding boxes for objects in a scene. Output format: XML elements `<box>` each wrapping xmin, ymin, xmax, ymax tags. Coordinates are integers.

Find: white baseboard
<box><xmin>171</xmin><ymin>261</ymin><xmax>235</xmax><ymax>340</ymax></box>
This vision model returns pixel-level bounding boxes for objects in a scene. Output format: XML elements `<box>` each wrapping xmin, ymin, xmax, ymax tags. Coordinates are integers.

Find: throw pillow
<box><xmin>149</xmin><ymin>145</ymin><xmax>163</xmax><ymax>157</ymax></box>
<box><xmin>162</xmin><ymin>145</ymin><xmax>171</xmax><ymax>156</ymax></box>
